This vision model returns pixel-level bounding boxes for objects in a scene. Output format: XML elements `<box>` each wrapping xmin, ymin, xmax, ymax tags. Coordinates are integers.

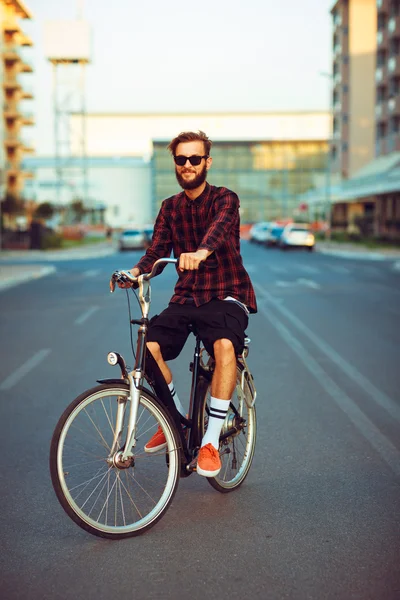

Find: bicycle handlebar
<box><xmin>110</xmin><ymin>257</ymin><xmax>178</xmax><ymax>292</ymax></box>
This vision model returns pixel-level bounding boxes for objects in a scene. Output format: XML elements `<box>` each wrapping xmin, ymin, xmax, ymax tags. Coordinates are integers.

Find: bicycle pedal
<box><xmin>186</xmin><ymin>455</ymin><xmax>198</xmax><ymax>472</ymax></box>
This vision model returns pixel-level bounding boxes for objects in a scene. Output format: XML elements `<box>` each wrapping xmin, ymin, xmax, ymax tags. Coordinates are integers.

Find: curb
<box><xmin>0</xmin><ymin>265</ymin><xmax>56</xmax><ymax>293</ymax></box>
<box><xmin>316</xmin><ymin>248</ymin><xmax>388</xmax><ymax>261</ymax></box>
<box><xmin>0</xmin><ymin>244</ymin><xmax>116</xmax><ymax>263</ymax></box>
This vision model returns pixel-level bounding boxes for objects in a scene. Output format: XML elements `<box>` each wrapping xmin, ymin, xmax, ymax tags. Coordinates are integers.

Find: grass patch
<box><xmin>61</xmin><ymin>236</ymin><xmax>106</xmax><ymax>249</ymax></box>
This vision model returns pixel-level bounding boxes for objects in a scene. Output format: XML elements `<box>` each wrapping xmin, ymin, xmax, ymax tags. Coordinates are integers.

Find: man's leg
<box><xmin>147</xmin><ymin>341</ymin><xmax>172</xmax><ymax>385</ymax></box>
<box><xmin>197</xmin><ymin>338</ymin><xmax>236</xmax><ymax>477</ymax></box>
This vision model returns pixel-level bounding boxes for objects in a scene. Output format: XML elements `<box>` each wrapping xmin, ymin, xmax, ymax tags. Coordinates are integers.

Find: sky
<box><xmin>21</xmin><ymin>0</ymin><xmax>335</xmax><ymax>155</ymax></box>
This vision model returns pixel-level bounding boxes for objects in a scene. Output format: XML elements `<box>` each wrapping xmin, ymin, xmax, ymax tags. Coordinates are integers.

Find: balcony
<box><xmin>19</xmin><ymin>32</ymin><xmax>33</xmax><ymax>47</ymax></box>
<box><xmin>3</xmin><ymin>77</ymin><xmax>21</xmax><ymax>91</ymax></box>
<box><xmin>3</xmin><ymin>20</ymin><xmax>21</xmax><ymax>34</ymax></box>
<box><xmin>20</xmin><ymin>86</ymin><xmax>34</xmax><ymax>99</ymax></box>
<box><xmin>22</xmin><ymin>139</ymin><xmax>34</xmax><ymax>153</ymax></box>
<box><xmin>333</xmin><ymin>44</ymin><xmax>342</xmax><ymax>56</ymax></box>
<box><xmin>3</xmin><ymin>45</ymin><xmax>20</xmax><ymax>64</ymax></box>
<box><xmin>377</xmin><ymin>28</ymin><xmax>389</xmax><ymax>48</ymax></box>
<box><xmin>388</xmin><ymin>96</ymin><xmax>400</xmax><ymax>114</ymax></box>
<box><xmin>21</xmin><ymin>112</ymin><xmax>34</xmax><ymax>125</ymax></box>
<box><xmin>4</xmin><ymin>134</ymin><xmax>22</xmax><ymax>148</ymax></box>
<box><xmin>375</xmin><ymin>66</ymin><xmax>385</xmax><ymax>82</ymax></box>
<box><xmin>19</xmin><ymin>58</ymin><xmax>33</xmax><ymax>73</ymax></box>
<box><xmin>388</xmin><ymin>55</ymin><xmax>400</xmax><ymax>76</ymax></box>
<box><xmin>388</xmin><ymin>16</ymin><xmax>400</xmax><ymax>34</ymax></box>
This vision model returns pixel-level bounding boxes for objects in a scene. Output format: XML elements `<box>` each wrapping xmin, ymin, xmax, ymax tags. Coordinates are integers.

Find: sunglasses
<box><xmin>173</xmin><ymin>155</ymin><xmax>208</xmax><ymax>166</ymax></box>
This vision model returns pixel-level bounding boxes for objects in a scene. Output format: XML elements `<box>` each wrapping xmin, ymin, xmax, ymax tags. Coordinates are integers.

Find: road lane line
<box><xmin>75</xmin><ymin>306</ymin><xmax>99</xmax><ymax>325</ymax></box>
<box><xmin>0</xmin><ymin>349</ymin><xmax>51</xmax><ymax>391</ymax></box>
<box><xmin>297</xmin><ymin>278</ymin><xmax>321</xmax><ymax>289</ymax></box>
<box><xmin>256</xmin><ymin>298</ymin><xmax>400</xmax><ymax>478</ymax></box>
<box><xmin>330</xmin><ymin>266</ymin><xmax>350</xmax><ymax>274</ymax></box>
<box><xmin>297</xmin><ymin>265</ymin><xmax>319</xmax><ymax>274</ymax></box>
<box><xmin>270</xmin><ymin>266</ymin><xmax>288</xmax><ymax>274</ymax></box>
<box><xmin>83</xmin><ymin>269</ymin><xmax>101</xmax><ymax>278</ymax></box>
<box><xmin>254</xmin><ymin>281</ymin><xmax>400</xmax><ymax>424</ymax></box>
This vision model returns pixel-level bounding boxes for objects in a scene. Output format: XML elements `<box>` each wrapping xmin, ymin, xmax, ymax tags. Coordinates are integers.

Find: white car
<box><xmin>118</xmin><ymin>228</ymin><xmax>147</xmax><ymax>251</ymax></box>
<box><xmin>249</xmin><ymin>221</ymin><xmax>273</xmax><ymax>244</ymax></box>
<box><xmin>279</xmin><ymin>224</ymin><xmax>315</xmax><ymax>251</ymax></box>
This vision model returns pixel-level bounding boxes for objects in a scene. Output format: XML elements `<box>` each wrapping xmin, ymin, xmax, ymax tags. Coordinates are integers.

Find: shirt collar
<box><xmin>184</xmin><ymin>182</ymin><xmax>210</xmax><ymax>205</ymax></box>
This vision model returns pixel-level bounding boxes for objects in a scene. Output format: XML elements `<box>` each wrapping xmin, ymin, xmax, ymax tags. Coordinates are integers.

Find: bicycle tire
<box><xmin>198</xmin><ymin>362</ymin><xmax>257</xmax><ymax>493</ymax></box>
<box><xmin>49</xmin><ymin>383</ymin><xmax>181</xmax><ymax>539</ymax></box>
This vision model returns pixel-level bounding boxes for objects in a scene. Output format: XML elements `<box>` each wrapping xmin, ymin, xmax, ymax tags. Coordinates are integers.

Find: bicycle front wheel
<box><xmin>199</xmin><ymin>363</ymin><xmax>257</xmax><ymax>492</ymax></box>
<box><xmin>50</xmin><ymin>384</ymin><xmax>181</xmax><ymax>539</ymax></box>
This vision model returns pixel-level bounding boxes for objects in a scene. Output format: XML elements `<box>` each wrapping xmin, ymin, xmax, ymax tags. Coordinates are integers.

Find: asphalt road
<box><xmin>1</xmin><ymin>242</ymin><xmax>399</xmax><ymax>600</ymax></box>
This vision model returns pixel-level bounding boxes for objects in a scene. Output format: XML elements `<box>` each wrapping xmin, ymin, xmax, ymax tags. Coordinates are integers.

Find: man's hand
<box><xmin>117</xmin><ymin>267</ymin><xmax>140</xmax><ymax>288</ymax></box>
<box><xmin>179</xmin><ymin>249</ymin><xmax>211</xmax><ymax>272</ymax></box>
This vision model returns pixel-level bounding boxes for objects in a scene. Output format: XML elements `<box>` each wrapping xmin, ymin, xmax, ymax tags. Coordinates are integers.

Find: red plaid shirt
<box><xmin>134</xmin><ymin>183</ymin><xmax>257</xmax><ymax>313</ymax></box>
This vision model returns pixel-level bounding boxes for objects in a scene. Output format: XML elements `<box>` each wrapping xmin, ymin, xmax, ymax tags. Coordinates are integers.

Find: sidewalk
<box><xmin>317</xmin><ymin>240</ymin><xmax>400</xmax><ymax>261</ymax></box>
<box><xmin>0</xmin><ymin>241</ymin><xmax>116</xmax><ymax>262</ymax></box>
<box><xmin>0</xmin><ymin>241</ymin><xmax>116</xmax><ymax>293</ymax></box>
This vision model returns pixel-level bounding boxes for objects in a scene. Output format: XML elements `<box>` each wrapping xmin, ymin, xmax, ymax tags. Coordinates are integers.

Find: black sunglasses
<box><xmin>173</xmin><ymin>155</ymin><xmax>208</xmax><ymax>166</ymax></box>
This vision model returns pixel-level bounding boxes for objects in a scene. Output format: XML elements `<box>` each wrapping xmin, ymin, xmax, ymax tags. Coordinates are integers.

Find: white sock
<box><xmin>168</xmin><ymin>380</ymin><xmax>185</xmax><ymax>417</ymax></box>
<box><xmin>201</xmin><ymin>396</ymin><xmax>229</xmax><ymax>450</ymax></box>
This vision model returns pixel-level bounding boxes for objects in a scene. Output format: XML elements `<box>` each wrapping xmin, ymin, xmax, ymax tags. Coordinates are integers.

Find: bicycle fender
<box><xmin>96</xmin><ymin>378</ymin><xmax>129</xmax><ymax>385</ymax></box>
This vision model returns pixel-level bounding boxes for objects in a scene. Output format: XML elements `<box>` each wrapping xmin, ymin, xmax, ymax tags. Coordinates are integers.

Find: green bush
<box><xmin>40</xmin><ymin>232</ymin><xmax>63</xmax><ymax>249</ymax></box>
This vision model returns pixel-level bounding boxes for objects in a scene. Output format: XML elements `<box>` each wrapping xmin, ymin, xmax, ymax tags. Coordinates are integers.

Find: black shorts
<box><xmin>147</xmin><ymin>299</ymin><xmax>249</xmax><ymax>361</ymax></box>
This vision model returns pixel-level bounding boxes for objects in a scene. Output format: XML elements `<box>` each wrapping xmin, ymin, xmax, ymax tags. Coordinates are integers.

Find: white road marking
<box><xmin>270</xmin><ymin>266</ymin><xmax>288</xmax><ymax>274</ymax></box>
<box><xmin>254</xmin><ymin>281</ymin><xmax>400</xmax><ymax>425</ymax></box>
<box><xmin>297</xmin><ymin>265</ymin><xmax>320</xmax><ymax>274</ymax></box>
<box><xmin>330</xmin><ymin>265</ymin><xmax>350</xmax><ymax>274</ymax></box>
<box><xmin>0</xmin><ymin>349</ymin><xmax>51</xmax><ymax>391</ymax></box>
<box><xmin>75</xmin><ymin>306</ymin><xmax>99</xmax><ymax>325</ymax></box>
<box><xmin>297</xmin><ymin>278</ymin><xmax>321</xmax><ymax>289</ymax></box>
<box><xmin>275</xmin><ymin>280</ymin><xmax>292</xmax><ymax>287</ymax></box>
<box><xmin>83</xmin><ymin>269</ymin><xmax>101</xmax><ymax>278</ymax></box>
<box><xmin>254</xmin><ymin>287</ymin><xmax>400</xmax><ymax>477</ymax></box>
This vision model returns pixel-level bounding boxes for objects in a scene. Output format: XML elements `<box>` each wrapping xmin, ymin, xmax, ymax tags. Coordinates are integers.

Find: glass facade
<box><xmin>152</xmin><ymin>140</ymin><xmax>329</xmax><ymax>223</ymax></box>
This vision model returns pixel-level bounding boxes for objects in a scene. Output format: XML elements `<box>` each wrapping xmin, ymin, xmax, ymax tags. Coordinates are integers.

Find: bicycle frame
<box><xmin>107</xmin><ymin>258</ymin><xmax>256</xmax><ymax>473</ymax></box>
<box><xmin>107</xmin><ymin>259</ymin><xmax>213</xmax><ymax>469</ymax></box>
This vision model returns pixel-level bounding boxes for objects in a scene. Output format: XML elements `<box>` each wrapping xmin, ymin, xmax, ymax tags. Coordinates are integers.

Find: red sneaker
<box><xmin>197</xmin><ymin>443</ymin><xmax>221</xmax><ymax>477</ymax></box>
<box><xmin>144</xmin><ymin>425</ymin><xmax>167</xmax><ymax>453</ymax></box>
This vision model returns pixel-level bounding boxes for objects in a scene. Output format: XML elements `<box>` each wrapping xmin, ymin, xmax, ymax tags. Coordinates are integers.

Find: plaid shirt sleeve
<box><xmin>134</xmin><ymin>200</ymin><xmax>172</xmax><ymax>274</ymax></box>
<box><xmin>198</xmin><ymin>190</ymin><xmax>239</xmax><ymax>253</ymax></box>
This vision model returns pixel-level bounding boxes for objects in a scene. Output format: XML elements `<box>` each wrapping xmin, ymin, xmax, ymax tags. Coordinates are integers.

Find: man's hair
<box><xmin>167</xmin><ymin>131</ymin><xmax>212</xmax><ymax>157</ymax></box>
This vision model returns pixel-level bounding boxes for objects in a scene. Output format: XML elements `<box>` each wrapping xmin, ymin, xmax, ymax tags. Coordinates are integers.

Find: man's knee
<box><xmin>147</xmin><ymin>341</ymin><xmax>162</xmax><ymax>361</ymax></box>
<box><xmin>213</xmin><ymin>338</ymin><xmax>235</xmax><ymax>362</ymax></box>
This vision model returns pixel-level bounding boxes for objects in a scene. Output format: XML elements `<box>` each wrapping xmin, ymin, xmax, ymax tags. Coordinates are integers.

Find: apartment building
<box><xmin>376</xmin><ymin>0</ymin><xmax>400</xmax><ymax>155</ymax></box>
<box><xmin>1</xmin><ymin>0</ymin><xmax>34</xmax><ymax>203</ymax></box>
<box><xmin>325</xmin><ymin>0</ymin><xmax>400</xmax><ymax>240</ymax></box>
<box><xmin>331</xmin><ymin>0</ymin><xmax>377</xmax><ymax>181</ymax></box>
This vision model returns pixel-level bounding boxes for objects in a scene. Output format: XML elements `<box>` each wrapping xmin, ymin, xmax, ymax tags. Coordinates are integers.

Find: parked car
<box><xmin>143</xmin><ymin>224</ymin><xmax>154</xmax><ymax>248</ymax></box>
<box><xmin>118</xmin><ymin>228</ymin><xmax>148</xmax><ymax>251</ymax></box>
<box><xmin>279</xmin><ymin>224</ymin><xmax>315</xmax><ymax>251</ymax></box>
<box><xmin>265</xmin><ymin>225</ymin><xmax>285</xmax><ymax>247</ymax></box>
<box><xmin>249</xmin><ymin>221</ymin><xmax>273</xmax><ymax>244</ymax></box>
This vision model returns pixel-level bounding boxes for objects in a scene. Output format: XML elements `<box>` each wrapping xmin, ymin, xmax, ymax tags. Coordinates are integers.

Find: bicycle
<box><xmin>49</xmin><ymin>258</ymin><xmax>257</xmax><ymax>539</ymax></box>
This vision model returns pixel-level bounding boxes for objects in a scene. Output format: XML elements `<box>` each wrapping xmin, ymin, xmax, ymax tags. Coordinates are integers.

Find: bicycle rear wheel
<box><xmin>50</xmin><ymin>384</ymin><xmax>181</xmax><ymax>539</ymax></box>
<box><xmin>199</xmin><ymin>363</ymin><xmax>257</xmax><ymax>492</ymax></box>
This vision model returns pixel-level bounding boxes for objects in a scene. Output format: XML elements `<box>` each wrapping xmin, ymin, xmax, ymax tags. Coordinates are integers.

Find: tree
<box><xmin>70</xmin><ymin>199</ymin><xmax>86</xmax><ymax>223</ymax></box>
<box><xmin>34</xmin><ymin>202</ymin><xmax>54</xmax><ymax>221</ymax></box>
<box><xmin>1</xmin><ymin>192</ymin><xmax>24</xmax><ymax>217</ymax></box>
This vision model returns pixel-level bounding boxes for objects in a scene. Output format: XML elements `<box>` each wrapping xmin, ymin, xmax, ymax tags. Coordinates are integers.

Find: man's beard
<box><xmin>175</xmin><ymin>163</ymin><xmax>207</xmax><ymax>190</ymax></box>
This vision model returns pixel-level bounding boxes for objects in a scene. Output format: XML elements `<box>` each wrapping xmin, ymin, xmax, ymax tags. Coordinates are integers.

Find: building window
<box><xmin>342</xmin><ymin>55</ymin><xmax>349</xmax><ymax>64</ymax></box>
<box><xmin>342</xmin><ymin>142</ymin><xmax>348</xmax><ymax>152</ymax></box>
<box><xmin>343</xmin><ymin>114</ymin><xmax>349</xmax><ymax>124</ymax></box>
<box><xmin>377</xmin><ymin>85</ymin><xmax>387</xmax><ymax>102</ymax></box>
<box><xmin>390</xmin><ymin>0</ymin><xmax>400</xmax><ymax>17</ymax></box>
<box><xmin>377</xmin><ymin>49</ymin><xmax>387</xmax><ymax>67</ymax></box>
<box><xmin>389</xmin><ymin>76</ymin><xmax>400</xmax><ymax>97</ymax></box>
<box><xmin>390</xmin><ymin>37</ymin><xmax>400</xmax><ymax>57</ymax></box>
<box><xmin>378</xmin><ymin>13</ymin><xmax>387</xmax><ymax>30</ymax></box>
<box><xmin>342</xmin><ymin>84</ymin><xmax>349</xmax><ymax>93</ymax></box>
